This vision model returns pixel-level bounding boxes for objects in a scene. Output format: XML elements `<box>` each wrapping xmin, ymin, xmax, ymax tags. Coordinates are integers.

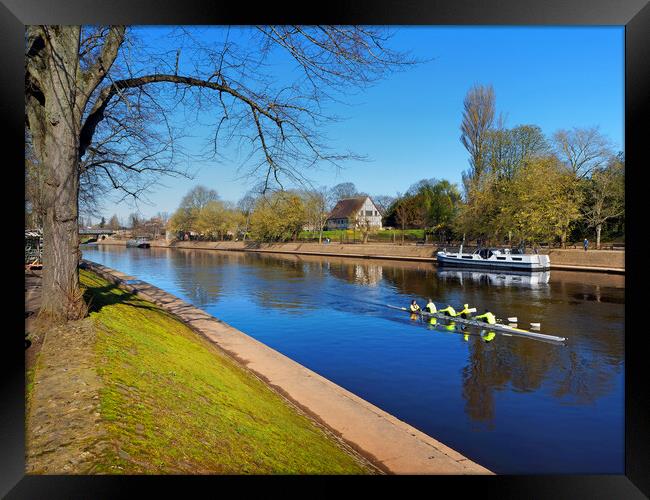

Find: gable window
<box><xmin>365</xmin><ymin>210</ymin><xmax>373</xmax><ymax>216</ymax></box>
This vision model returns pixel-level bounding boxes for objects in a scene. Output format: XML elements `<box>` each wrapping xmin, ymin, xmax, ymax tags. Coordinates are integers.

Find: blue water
<box><xmin>82</xmin><ymin>245</ymin><xmax>625</xmax><ymax>474</ymax></box>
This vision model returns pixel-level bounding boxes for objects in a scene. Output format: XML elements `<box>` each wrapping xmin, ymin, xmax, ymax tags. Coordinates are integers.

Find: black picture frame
<box><xmin>5</xmin><ymin>0</ymin><xmax>648</xmax><ymax>497</ymax></box>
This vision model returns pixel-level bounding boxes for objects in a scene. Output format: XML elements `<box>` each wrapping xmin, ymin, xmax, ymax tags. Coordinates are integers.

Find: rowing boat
<box><xmin>386</xmin><ymin>305</ymin><xmax>566</xmax><ymax>343</ymax></box>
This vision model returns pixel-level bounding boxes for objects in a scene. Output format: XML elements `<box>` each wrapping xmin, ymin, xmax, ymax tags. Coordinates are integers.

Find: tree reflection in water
<box><xmin>167</xmin><ymin>249</ymin><xmax>623</xmax><ymax>422</ymax></box>
<box><xmin>86</xmin><ymin>246</ymin><xmax>624</xmax><ymax>428</ymax></box>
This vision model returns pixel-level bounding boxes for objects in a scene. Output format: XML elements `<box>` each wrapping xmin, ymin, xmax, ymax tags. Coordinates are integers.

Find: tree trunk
<box><xmin>26</xmin><ymin>27</ymin><xmax>85</xmax><ymax>321</ymax></box>
<box><xmin>596</xmin><ymin>224</ymin><xmax>602</xmax><ymax>250</ymax></box>
<box><xmin>243</xmin><ymin>219</ymin><xmax>249</xmax><ymax>241</ymax></box>
<box><xmin>40</xmin><ymin>135</ymin><xmax>83</xmax><ymax>320</ymax></box>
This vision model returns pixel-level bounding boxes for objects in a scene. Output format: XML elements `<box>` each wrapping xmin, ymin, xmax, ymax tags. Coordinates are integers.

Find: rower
<box><xmin>474</xmin><ymin>309</ymin><xmax>497</xmax><ymax>325</ymax></box>
<box><xmin>424</xmin><ymin>298</ymin><xmax>436</xmax><ymax>313</ymax></box>
<box><xmin>409</xmin><ymin>300</ymin><xmax>421</xmax><ymax>313</ymax></box>
<box><xmin>438</xmin><ymin>305</ymin><xmax>457</xmax><ymax>317</ymax></box>
<box><xmin>456</xmin><ymin>303</ymin><xmax>473</xmax><ymax>318</ymax></box>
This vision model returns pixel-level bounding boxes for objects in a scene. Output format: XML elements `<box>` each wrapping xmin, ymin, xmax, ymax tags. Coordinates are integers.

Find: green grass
<box><xmin>26</xmin><ymin>365</ymin><xmax>38</xmax><ymax>414</ymax></box>
<box><xmin>297</xmin><ymin>229</ymin><xmax>425</xmax><ymax>241</ymax></box>
<box><xmin>80</xmin><ymin>270</ymin><xmax>370</xmax><ymax>474</ymax></box>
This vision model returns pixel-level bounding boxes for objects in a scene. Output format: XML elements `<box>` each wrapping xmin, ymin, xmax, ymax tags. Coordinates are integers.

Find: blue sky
<box><xmin>97</xmin><ymin>26</ymin><xmax>624</xmax><ymax>222</ymax></box>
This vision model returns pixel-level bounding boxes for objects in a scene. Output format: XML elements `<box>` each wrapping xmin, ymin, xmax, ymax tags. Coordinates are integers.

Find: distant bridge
<box><xmin>79</xmin><ymin>229</ymin><xmax>117</xmax><ymax>236</ymax></box>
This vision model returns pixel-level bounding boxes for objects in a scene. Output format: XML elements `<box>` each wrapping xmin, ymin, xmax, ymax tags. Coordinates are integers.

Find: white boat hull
<box><xmin>436</xmin><ymin>251</ymin><xmax>550</xmax><ymax>271</ymax></box>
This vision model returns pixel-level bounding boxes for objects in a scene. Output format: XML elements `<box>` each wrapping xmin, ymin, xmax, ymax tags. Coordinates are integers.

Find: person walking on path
<box><xmin>584</xmin><ymin>238</ymin><xmax>589</xmax><ymax>252</ymax></box>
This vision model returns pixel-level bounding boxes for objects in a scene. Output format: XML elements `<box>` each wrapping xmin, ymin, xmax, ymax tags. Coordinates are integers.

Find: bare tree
<box><xmin>25</xmin><ymin>25</ymin><xmax>412</xmax><ymax>319</ymax></box>
<box><xmin>128</xmin><ymin>212</ymin><xmax>142</xmax><ymax>231</ymax></box>
<box><xmin>302</xmin><ymin>187</ymin><xmax>330</xmax><ymax>243</ymax></box>
<box><xmin>179</xmin><ymin>186</ymin><xmax>220</xmax><ymax>211</ymax></box>
<box><xmin>329</xmin><ymin>182</ymin><xmax>359</xmax><ymax>204</ymax></box>
<box><xmin>393</xmin><ymin>192</ymin><xmax>415</xmax><ymax>245</ymax></box>
<box><xmin>107</xmin><ymin>214</ymin><xmax>120</xmax><ymax>230</ymax></box>
<box><xmin>156</xmin><ymin>211</ymin><xmax>170</xmax><ymax>227</ymax></box>
<box><xmin>350</xmin><ymin>214</ymin><xmax>376</xmax><ymax>244</ymax></box>
<box><xmin>372</xmin><ymin>194</ymin><xmax>395</xmax><ymax>216</ymax></box>
<box><xmin>552</xmin><ymin>126</ymin><xmax>613</xmax><ymax>179</ymax></box>
<box><xmin>583</xmin><ymin>154</ymin><xmax>625</xmax><ymax>248</ymax></box>
<box><xmin>237</xmin><ymin>191</ymin><xmax>258</xmax><ymax>242</ymax></box>
<box><xmin>460</xmin><ymin>84</ymin><xmax>495</xmax><ymax>188</ymax></box>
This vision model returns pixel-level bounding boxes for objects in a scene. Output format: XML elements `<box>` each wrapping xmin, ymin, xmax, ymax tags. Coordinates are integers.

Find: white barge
<box><xmin>436</xmin><ymin>245</ymin><xmax>550</xmax><ymax>271</ymax></box>
<box><xmin>126</xmin><ymin>238</ymin><xmax>151</xmax><ymax>249</ymax></box>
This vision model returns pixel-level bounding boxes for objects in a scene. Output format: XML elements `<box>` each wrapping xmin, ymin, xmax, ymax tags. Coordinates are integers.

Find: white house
<box><xmin>326</xmin><ymin>196</ymin><xmax>383</xmax><ymax>230</ymax></box>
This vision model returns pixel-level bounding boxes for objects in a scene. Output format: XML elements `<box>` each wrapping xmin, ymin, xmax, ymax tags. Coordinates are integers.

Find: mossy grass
<box><xmin>80</xmin><ymin>269</ymin><xmax>370</xmax><ymax>474</ymax></box>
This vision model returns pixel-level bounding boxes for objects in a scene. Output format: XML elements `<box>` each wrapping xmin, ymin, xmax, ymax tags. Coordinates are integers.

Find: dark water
<box><xmin>82</xmin><ymin>245</ymin><xmax>625</xmax><ymax>474</ymax></box>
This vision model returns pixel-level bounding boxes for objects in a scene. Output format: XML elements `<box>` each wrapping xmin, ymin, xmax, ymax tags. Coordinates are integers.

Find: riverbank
<box><xmin>25</xmin><ymin>269</ymin><xmax>374</xmax><ymax>474</ymax></box>
<box><xmin>96</xmin><ymin>239</ymin><xmax>625</xmax><ymax>273</ymax></box>
<box><xmin>79</xmin><ymin>260</ymin><xmax>492</xmax><ymax>474</ymax></box>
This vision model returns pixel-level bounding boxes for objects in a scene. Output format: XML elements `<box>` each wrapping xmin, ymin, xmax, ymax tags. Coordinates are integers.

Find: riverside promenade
<box><xmin>97</xmin><ymin>239</ymin><xmax>625</xmax><ymax>274</ymax></box>
<box><xmin>80</xmin><ymin>260</ymin><xmax>492</xmax><ymax>475</ymax></box>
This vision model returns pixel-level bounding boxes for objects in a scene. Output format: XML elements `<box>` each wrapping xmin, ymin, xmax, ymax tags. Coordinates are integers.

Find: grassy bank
<box><xmin>298</xmin><ymin>228</ymin><xmax>425</xmax><ymax>242</ymax></box>
<box><xmin>28</xmin><ymin>269</ymin><xmax>371</xmax><ymax>474</ymax></box>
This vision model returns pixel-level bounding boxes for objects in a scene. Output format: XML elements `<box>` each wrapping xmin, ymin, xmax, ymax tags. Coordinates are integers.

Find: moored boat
<box><xmin>436</xmin><ymin>245</ymin><xmax>550</xmax><ymax>271</ymax></box>
<box><xmin>126</xmin><ymin>238</ymin><xmax>151</xmax><ymax>248</ymax></box>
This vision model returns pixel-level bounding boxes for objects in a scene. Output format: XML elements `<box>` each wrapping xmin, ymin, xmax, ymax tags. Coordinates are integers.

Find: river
<box><xmin>82</xmin><ymin>244</ymin><xmax>625</xmax><ymax>474</ymax></box>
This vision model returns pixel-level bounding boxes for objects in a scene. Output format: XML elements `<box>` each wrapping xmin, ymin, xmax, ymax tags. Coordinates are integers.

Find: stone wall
<box><xmin>96</xmin><ymin>239</ymin><xmax>624</xmax><ymax>271</ymax></box>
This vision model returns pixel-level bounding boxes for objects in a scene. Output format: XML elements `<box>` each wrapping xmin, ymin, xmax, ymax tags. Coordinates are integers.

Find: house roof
<box><xmin>327</xmin><ymin>196</ymin><xmax>370</xmax><ymax>220</ymax></box>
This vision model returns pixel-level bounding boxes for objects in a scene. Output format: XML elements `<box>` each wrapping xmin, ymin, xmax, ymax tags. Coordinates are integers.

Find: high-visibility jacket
<box><xmin>409</xmin><ymin>303</ymin><xmax>421</xmax><ymax>313</ymax></box>
<box><xmin>475</xmin><ymin>312</ymin><xmax>496</xmax><ymax>324</ymax></box>
<box><xmin>457</xmin><ymin>304</ymin><xmax>472</xmax><ymax>318</ymax></box>
<box><xmin>425</xmin><ymin>302</ymin><xmax>436</xmax><ymax>313</ymax></box>
<box><xmin>438</xmin><ymin>305</ymin><xmax>457</xmax><ymax>317</ymax></box>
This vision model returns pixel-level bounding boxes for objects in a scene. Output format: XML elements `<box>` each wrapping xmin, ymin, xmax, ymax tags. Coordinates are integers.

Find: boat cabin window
<box><xmin>479</xmin><ymin>249</ymin><xmax>493</xmax><ymax>259</ymax></box>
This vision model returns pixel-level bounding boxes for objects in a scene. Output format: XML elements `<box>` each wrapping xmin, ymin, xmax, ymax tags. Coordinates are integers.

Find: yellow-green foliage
<box><xmin>80</xmin><ymin>270</ymin><xmax>368</xmax><ymax>474</ymax></box>
<box><xmin>504</xmin><ymin>157</ymin><xmax>583</xmax><ymax>243</ymax></box>
<box><xmin>249</xmin><ymin>191</ymin><xmax>307</xmax><ymax>241</ymax></box>
<box><xmin>456</xmin><ymin>156</ymin><xmax>583</xmax><ymax>243</ymax></box>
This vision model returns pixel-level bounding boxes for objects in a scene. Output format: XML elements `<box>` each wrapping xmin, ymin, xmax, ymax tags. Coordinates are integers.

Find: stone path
<box><xmin>25</xmin><ymin>271</ymin><xmax>113</xmax><ymax>473</ymax></box>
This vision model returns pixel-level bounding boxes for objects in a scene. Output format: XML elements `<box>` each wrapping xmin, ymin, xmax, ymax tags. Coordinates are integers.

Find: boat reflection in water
<box><xmin>436</xmin><ymin>268</ymin><xmax>550</xmax><ymax>288</ymax></box>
